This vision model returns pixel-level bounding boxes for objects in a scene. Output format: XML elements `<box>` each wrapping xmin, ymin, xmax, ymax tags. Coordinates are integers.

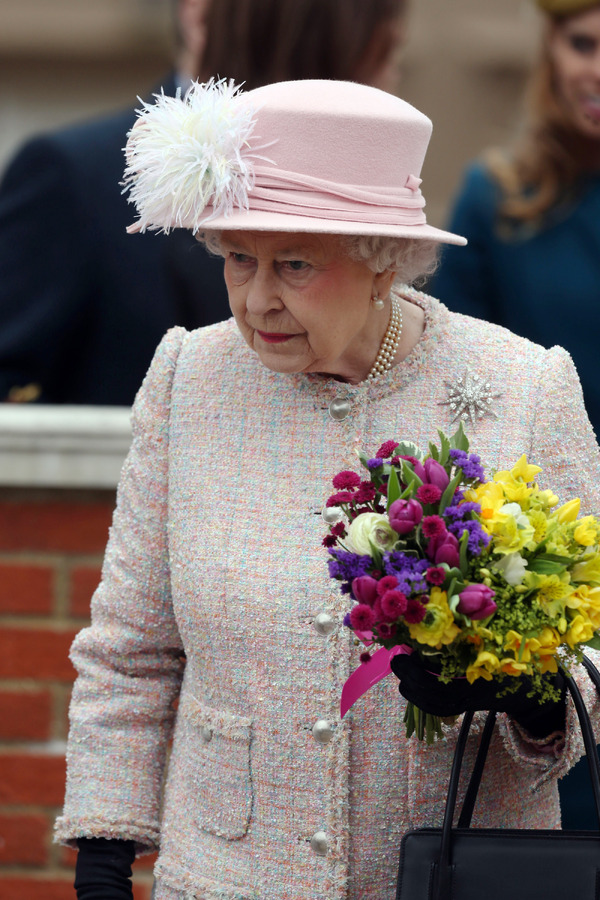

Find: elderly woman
<box><xmin>56</xmin><ymin>80</ymin><xmax>600</xmax><ymax>900</ymax></box>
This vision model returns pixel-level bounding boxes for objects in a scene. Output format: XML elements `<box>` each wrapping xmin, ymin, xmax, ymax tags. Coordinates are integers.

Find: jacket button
<box><xmin>312</xmin><ymin>719</ymin><xmax>334</xmax><ymax>744</ymax></box>
<box><xmin>321</xmin><ymin>505</ymin><xmax>344</xmax><ymax>526</ymax></box>
<box><xmin>310</xmin><ymin>830</ymin><xmax>329</xmax><ymax>856</ymax></box>
<box><xmin>313</xmin><ymin>613</ymin><xmax>336</xmax><ymax>636</ymax></box>
<box><xmin>201</xmin><ymin>726</ymin><xmax>213</xmax><ymax>742</ymax></box>
<box><xmin>329</xmin><ymin>397</ymin><xmax>351</xmax><ymax>421</ymax></box>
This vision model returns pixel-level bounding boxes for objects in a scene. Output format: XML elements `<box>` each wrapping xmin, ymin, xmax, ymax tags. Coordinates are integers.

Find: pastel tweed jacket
<box><xmin>56</xmin><ymin>291</ymin><xmax>600</xmax><ymax>900</ymax></box>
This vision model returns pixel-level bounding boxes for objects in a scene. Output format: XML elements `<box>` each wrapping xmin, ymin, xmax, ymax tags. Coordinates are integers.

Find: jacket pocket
<box><xmin>185</xmin><ymin>696</ymin><xmax>253</xmax><ymax>840</ymax></box>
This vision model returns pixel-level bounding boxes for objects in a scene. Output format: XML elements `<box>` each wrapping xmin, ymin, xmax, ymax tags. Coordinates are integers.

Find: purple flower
<box><xmin>352</xmin><ymin>575</ymin><xmax>379</xmax><ymax>606</ymax></box>
<box><xmin>379</xmin><ymin>589</ymin><xmax>408</xmax><ymax>620</ymax></box>
<box><xmin>444</xmin><ymin>500</ymin><xmax>481</xmax><ymax>520</ymax></box>
<box><xmin>326</xmin><ymin>491</ymin><xmax>354</xmax><ymax>507</ymax></box>
<box><xmin>328</xmin><ymin>549</ymin><xmax>373</xmax><ymax>593</ymax></box>
<box><xmin>416</xmin><ymin>483</ymin><xmax>442</xmax><ymax>505</ymax></box>
<box><xmin>350</xmin><ymin>604</ymin><xmax>376</xmax><ymax>630</ymax></box>
<box><xmin>383</xmin><ymin>553</ymin><xmax>429</xmax><ymax>593</ymax></box>
<box><xmin>332</xmin><ymin>470</ymin><xmax>361</xmax><ymax>490</ymax></box>
<box><xmin>427</xmin><ymin>532</ymin><xmax>460</xmax><ymax>568</ymax></box>
<box><xmin>376</xmin><ymin>575</ymin><xmax>400</xmax><ymax>595</ymax></box>
<box><xmin>457</xmin><ymin>584</ymin><xmax>497</xmax><ymax>620</ymax></box>
<box><xmin>354</xmin><ymin>481</ymin><xmax>377</xmax><ymax>504</ymax></box>
<box><xmin>447</xmin><ymin>519</ymin><xmax>491</xmax><ymax>556</ymax></box>
<box><xmin>450</xmin><ymin>449</ymin><xmax>486</xmax><ymax>483</ymax></box>
<box><xmin>376</xmin><ymin>440</ymin><xmax>400</xmax><ymax>458</ymax></box>
<box><xmin>367</xmin><ymin>457</ymin><xmax>384</xmax><ymax>470</ymax></box>
<box><xmin>343</xmin><ymin>612</ymin><xmax>352</xmax><ymax>627</ymax></box>
<box><xmin>389</xmin><ymin>498</ymin><xmax>423</xmax><ymax>535</ymax></box>
<box><xmin>422</xmin><ymin>458</ymin><xmax>450</xmax><ymax>491</ymax></box>
<box><xmin>422</xmin><ymin>515</ymin><xmax>447</xmax><ymax>539</ymax></box>
<box><xmin>425</xmin><ymin>566</ymin><xmax>446</xmax><ymax>586</ymax></box>
<box><xmin>404</xmin><ymin>597</ymin><xmax>427</xmax><ymax>623</ymax></box>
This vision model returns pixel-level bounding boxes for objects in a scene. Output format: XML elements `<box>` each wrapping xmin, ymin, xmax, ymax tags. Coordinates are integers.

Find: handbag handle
<box><xmin>456</xmin><ymin>708</ymin><xmax>497</xmax><ymax>828</ymax></box>
<box><xmin>433</xmin><ymin>658</ymin><xmax>600</xmax><ymax>900</ymax></box>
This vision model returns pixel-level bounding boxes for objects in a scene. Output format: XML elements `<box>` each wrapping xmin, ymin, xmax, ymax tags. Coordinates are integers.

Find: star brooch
<box><xmin>439</xmin><ymin>368</ymin><xmax>502</xmax><ymax>426</ymax></box>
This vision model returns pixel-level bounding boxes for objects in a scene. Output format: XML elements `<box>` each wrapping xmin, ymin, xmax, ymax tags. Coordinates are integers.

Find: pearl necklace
<box><xmin>366</xmin><ymin>295</ymin><xmax>403</xmax><ymax>382</ymax></box>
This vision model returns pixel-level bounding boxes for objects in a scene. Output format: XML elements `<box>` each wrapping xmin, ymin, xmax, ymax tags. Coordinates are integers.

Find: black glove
<box><xmin>390</xmin><ymin>653</ymin><xmax>566</xmax><ymax>738</ymax></box>
<box><xmin>74</xmin><ymin>838</ymin><xmax>135</xmax><ymax>900</ymax></box>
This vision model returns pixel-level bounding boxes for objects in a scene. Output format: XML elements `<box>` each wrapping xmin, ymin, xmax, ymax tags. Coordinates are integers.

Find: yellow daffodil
<box><xmin>466</xmin><ymin>650</ymin><xmax>501</xmax><ymax>683</ymax></box>
<box><xmin>554</xmin><ymin>497</ymin><xmax>581</xmax><ymax>524</ymax></box>
<box><xmin>499</xmin><ymin>658</ymin><xmax>531</xmax><ymax>676</ymax></box>
<box><xmin>489</xmin><ymin>503</ymin><xmax>535</xmax><ymax>554</ymax></box>
<box><xmin>566</xmin><ymin>585</ymin><xmax>600</xmax><ymax>628</ymax></box>
<box><xmin>574</xmin><ymin>516</ymin><xmax>599</xmax><ymax>547</ymax></box>
<box><xmin>510</xmin><ymin>455</ymin><xmax>543</xmax><ymax>484</ymax></box>
<box><xmin>565</xmin><ymin>614</ymin><xmax>596</xmax><ymax>649</ymax></box>
<box><xmin>492</xmin><ymin>472</ymin><xmax>533</xmax><ymax>504</ymax></box>
<box><xmin>503</xmin><ymin>629</ymin><xmax>533</xmax><ymax>662</ymax></box>
<box><xmin>525</xmin><ymin>628</ymin><xmax>561</xmax><ymax>673</ymax></box>
<box><xmin>408</xmin><ymin>587</ymin><xmax>460</xmax><ymax>648</ymax></box>
<box><xmin>466</xmin><ymin>481</ymin><xmax>505</xmax><ymax>527</ymax></box>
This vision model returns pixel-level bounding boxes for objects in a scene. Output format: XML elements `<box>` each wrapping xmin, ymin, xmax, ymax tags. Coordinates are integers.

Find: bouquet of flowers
<box><xmin>323</xmin><ymin>425</ymin><xmax>600</xmax><ymax>742</ymax></box>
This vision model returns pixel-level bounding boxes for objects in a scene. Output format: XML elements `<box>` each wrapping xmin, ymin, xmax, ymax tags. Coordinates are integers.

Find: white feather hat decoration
<box><xmin>123</xmin><ymin>78</ymin><xmax>261</xmax><ymax>234</ymax></box>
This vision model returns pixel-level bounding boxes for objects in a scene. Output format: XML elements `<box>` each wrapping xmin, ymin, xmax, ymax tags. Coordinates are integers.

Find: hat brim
<box><xmin>195</xmin><ymin>208</ymin><xmax>467</xmax><ymax>245</ymax></box>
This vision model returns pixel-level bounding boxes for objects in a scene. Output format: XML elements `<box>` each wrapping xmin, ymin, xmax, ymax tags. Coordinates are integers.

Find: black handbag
<box><xmin>396</xmin><ymin>656</ymin><xmax>600</xmax><ymax>900</ymax></box>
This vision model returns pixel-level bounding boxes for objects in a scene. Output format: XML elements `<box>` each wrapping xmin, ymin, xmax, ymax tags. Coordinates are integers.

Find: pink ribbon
<box><xmin>247</xmin><ymin>166</ymin><xmax>427</xmax><ymax>226</ymax></box>
<box><xmin>340</xmin><ymin>642</ymin><xmax>413</xmax><ymax>718</ymax></box>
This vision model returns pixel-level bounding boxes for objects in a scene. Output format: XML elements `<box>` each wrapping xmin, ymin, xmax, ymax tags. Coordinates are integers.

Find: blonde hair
<box><xmin>485</xmin><ymin>14</ymin><xmax>600</xmax><ymax>225</ymax></box>
<box><xmin>198</xmin><ymin>231</ymin><xmax>439</xmax><ymax>287</ymax></box>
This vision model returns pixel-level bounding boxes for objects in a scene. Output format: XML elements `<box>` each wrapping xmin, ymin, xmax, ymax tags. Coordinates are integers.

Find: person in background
<box><xmin>198</xmin><ymin>0</ymin><xmax>406</xmax><ymax>90</ymax></box>
<box><xmin>0</xmin><ymin>0</ymin><xmax>406</xmax><ymax>407</ymax></box>
<box><xmin>429</xmin><ymin>0</ymin><xmax>600</xmax><ymax>828</ymax></box>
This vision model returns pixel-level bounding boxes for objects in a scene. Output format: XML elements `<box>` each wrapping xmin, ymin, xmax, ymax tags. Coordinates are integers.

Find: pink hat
<box><xmin>124</xmin><ymin>78</ymin><xmax>466</xmax><ymax>246</ymax></box>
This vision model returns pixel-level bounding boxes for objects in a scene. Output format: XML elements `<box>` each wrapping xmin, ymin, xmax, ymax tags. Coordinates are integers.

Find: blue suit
<box><xmin>431</xmin><ymin>162</ymin><xmax>600</xmax><ymax>829</ymax></box>
<box><xmin>430</xmin><ymin>162</ymin><xmax>600</xmax><ymax>438</ymax></box>
<box><xmin>0</xmin><ymin>77</ymin><xmax>230</xmax><ymax>405</ymax></box>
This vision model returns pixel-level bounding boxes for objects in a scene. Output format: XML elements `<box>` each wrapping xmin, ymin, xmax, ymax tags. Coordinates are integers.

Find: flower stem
<box><xmin>403</xmin><ymin>702</ymin><xmax>443</xmax><ymax>743</ymax></box>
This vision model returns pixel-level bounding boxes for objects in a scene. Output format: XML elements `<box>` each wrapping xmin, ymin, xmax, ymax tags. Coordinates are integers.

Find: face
<box><xmin>221</xmin><ymin>231</ymin><xmax>395</xmax><ymax>383</ymax></box>
<box><xmin>549</xmin><ymin>7</ymin><xmax>600</xmax><ymax>140</ymax></box>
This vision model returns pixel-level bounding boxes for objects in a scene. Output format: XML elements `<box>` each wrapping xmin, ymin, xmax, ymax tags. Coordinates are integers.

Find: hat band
<box><xmin>243</xmin><ymin>166</ymin><xmax>427</xmax><ymax>226</ymax></box>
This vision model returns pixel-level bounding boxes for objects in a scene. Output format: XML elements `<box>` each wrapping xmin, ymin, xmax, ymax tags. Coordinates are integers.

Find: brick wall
<box><xmin>0</xmin><ymin>486</ymin><xmax>154</xmax><ymax>899</ymax></box>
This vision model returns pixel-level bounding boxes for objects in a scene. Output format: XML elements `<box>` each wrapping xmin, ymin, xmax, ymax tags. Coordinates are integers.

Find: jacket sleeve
<box><xmin>429</xmin><ymin>163</ymin><xmax>501</xmax><ymax>320</ymax></box>
<box><xmin>55</xmin><ymin>327</ymin><xmax>188</xmax><ymax>854</ymax></box>
<box><xmin>500</xmin><ymin>345</ymin><xmax>600</xmax><ymax>787</ymax></box>
<box><xmin>0</xmin><ymin>136</ymin><xmax>91</xmax><ymax>400</ymax></box>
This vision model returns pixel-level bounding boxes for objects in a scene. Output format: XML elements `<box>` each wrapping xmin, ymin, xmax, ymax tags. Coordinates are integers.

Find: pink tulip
<box><xmin>389</xmin><ymin>498</ymin><xmax>423</xmax><ymax>535</ymax></box>
<box><xmin>400</xmin><ymin>455</ymin><xmax>425</xmax><ymax>482</ymax></box>
<box><xmin>457</xmin><ymin>584</ymin><xmax>497</xmax><ymax>620</ymax></box>
<box><xmin>423</xmin><ymin>458</ymin><xmax>450</xmax><ymax>491</ymax></box>
<box><xmin>352</xmin><ymin>575</ymin><xmax>379</xmax><ymax>607</ymax></box>
<box><xmin>427</xmin><ymin>532</ymin><xmax>460</xmax><ymax>568</ymax></box>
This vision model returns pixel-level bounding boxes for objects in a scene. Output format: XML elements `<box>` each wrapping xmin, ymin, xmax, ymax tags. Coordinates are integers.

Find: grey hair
<box><xmin>197</xmin><ymin>231</ymin><xmax>439</xmax><ymax>287</ymax></box>
<box><xmin>339</xmin><ymin>235</ymin><xmax>439</xmax><ymax>287</ymax></box>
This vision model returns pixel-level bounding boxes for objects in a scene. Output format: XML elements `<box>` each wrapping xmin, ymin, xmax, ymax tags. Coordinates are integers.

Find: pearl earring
<box><xmin>372</xmin><ymin>294</ymin><xmax>385</xmax><ymax>311</ymax></box>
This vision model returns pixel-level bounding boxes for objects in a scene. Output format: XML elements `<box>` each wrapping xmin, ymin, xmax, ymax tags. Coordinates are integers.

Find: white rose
<box><xmin>345</xmin><ymin>513</ymin><xmax>397</xmax><ymax>556</ymax></box>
